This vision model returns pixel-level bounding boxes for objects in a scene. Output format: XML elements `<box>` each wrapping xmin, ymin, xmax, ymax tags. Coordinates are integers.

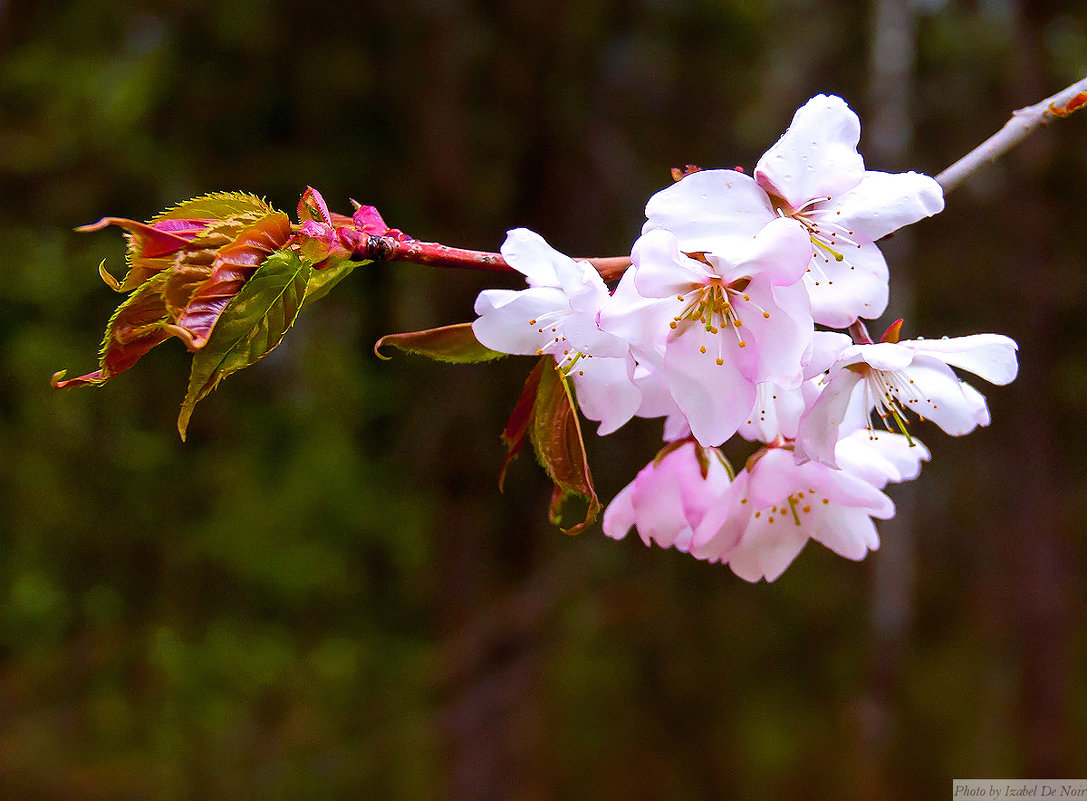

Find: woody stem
<box><xmin>349</xmin><ymin>234</ymin><xmax>631</xmax><ymax>281</ymax></box>
<box><xmin>936</xmin><ymin>74</ymin><xmax>1087</xmax><ymax>193</ymax></box>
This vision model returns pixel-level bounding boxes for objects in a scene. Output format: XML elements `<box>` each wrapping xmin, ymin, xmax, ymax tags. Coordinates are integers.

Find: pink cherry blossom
<box><xmin>603</xmin><ymin>440</ymin><xmax>733</xmax><ymax>553</ymax></box>
<box><xmin>642</xmin><ymin>95</ymin><xmax>945</xmax><ymax>328</ymax></box>
<box><xmin>691</xmin><ymin>431</ymin><xmax>929</xmax><ymax>582</ymax></box>
<box><xmin>796</xmin><ymin>333</ymin><xmax>1019</xmax><ymax>467</ymax></box>
<box><xmin>472</xmin><ymin>228</ymin><xmax>641</xmax><ymax>434</ymax></box>
<box><xmin>599</xmin><ymin>216</ymin><xmax>814</xmax><ymax>446</ymax></box>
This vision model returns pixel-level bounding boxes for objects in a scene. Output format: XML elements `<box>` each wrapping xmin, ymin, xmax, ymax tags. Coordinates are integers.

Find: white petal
<box><xmin>814</xmin><ymin>461</ymin><xmax>895</xmax><ymax>517</ymax></box>
<box><xmin>643</xmin><ymin>169</ymin><xmax>774</xmax><ymax>249</ymax></box>
<box><xmin>731</xmin><ymin>278</ymin><xmax>813</xmax><ymax>388</ymax></box>
<box><xmin>805</xmin><ymin>331</ymin><xmax>853</xmax><ymax>378</ymax></box>
<box><xmin>571</xmin><ymin>355</ymin><xmax>642</xmax><ymax>436</ymax></box>
<box><xmin>602</xmin><ymin>483</ymin><xmax>637</xmax><ymax>541</ymax></box>
<box><xmin>631</xmin><ymin>229</ymin><xmax>710</xmax><ymax>298</ymax></box>
<box><xmin>472</xmin><ymin>287</ymin><xmax>569</xmax><ymax>355</ymax></box>
<box><xmin>900</xmin><ymin>358</ymin><xmax>991</xmax><ymax>435</ymax></box>
<box><xmin>690</xmin><ymin>472</ymin><xmax>750</xmax><ymax>561</ymax></box>
<box><xmin>847</xmin><ymin>342</ymin><xmax>913</xmax><ymax>371</ymax></box>
<box><xmin>804</xmin><ymin>242</ymin><xmax>889</xmax><ymax>327</ymax></box>
<box><xmin>809</xmin><ymin>505</ymin><xmax>881</xmax><ymax>561</ymax></box>
<box><xmin>905</xmin><ymin>334</ymin><xmax>1019</xmax><ymax>386</ymax></box>
<box><xmin>825</xmin><ymin>171</ymin><xmax>944</xmax><ymax>243</ymax></box>
<box><xmin>727</xmin><ymin>216</ymin><xmax>813</xmax><ymax>287</ymax></box>
<box><xmin>795</xmin><ymin>369</ymin><xmax>865</xmax><ymax>468</ymax></box>
<box><xmin>500</xmin><ymin>228</ymin><xmax>564</xmax><ymax>287</ymax></box>
<box><xmin>597</xmin><ymin>271</ymin><xmax>675</xmax><ymax>359</ymax></box>
<box><xmin>728</xmin><ymin>517</ymin><xmax>809</xmax><ymax>582</ymax></box>
<box><xmin>754</xmin><ymin>95</ymin><xmax>865</xmax><ymax>211</ymax></box>
<box><xmin>739</xmin><ymin>382</ymin><xmax>807</xmax><ymax>442</ymax></box>
<box><xmin>660</xmin><ymin>329</ymin><xmax>756</xmax><ymax>447</ymax></box>
<box><xmin>835</xmin><ymin>430</ymin><xmax>930</xmax><ymax>489</ymax></box>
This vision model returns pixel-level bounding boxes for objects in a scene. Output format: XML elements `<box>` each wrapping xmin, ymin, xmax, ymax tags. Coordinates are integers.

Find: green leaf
<box><xmin>173</xmin><ymin>211</ymin><xmax>293</xmax><ymax>349</ymax></box>
<box><xmin>530</xmin><ymin>357</ymin><xmax>599</xmax><ymax>535</ymax></box>
<box><xmin>177</xmin><ymin>249</ymin><xmax>311</xmax><ymax>440</ymax></box>
<box><xmin>373</xmin><ymin>323</ymin><xmax>506</xmax><ymax>363</ymax></box>
<box><xmin>151</xmin><ymin>192</ymin><xmax>274</xmax><ymax>223</ymax></box>
<box><xmin>302</xmin><ymin>258</ymin><xmax>366</xmax><ymax>307</ymax></box>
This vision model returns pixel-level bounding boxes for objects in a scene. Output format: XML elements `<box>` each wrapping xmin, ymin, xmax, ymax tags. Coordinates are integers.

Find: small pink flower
<box><xmin>691</xmin><ymin>431</ymin><xmax>928</xmax><ymax>582</ymax></box>
<box><xmin>604</xmin><ymin>440</ymin><xmax>733</xmax><ymax>552</ymax></box>
<box><xmin>600</xmin><ymin>217</ymin><xmax>814</xmax><ymax>446</ymax></box>
<box><xmin>796</xmin><ymin>333</ymin><xmax>1019</xmax><ymax>467</ymax></box>
<box><xmin>472</xmin><ymin>229</ymin><xmax>641</xmax><ymax>434</ymax></box>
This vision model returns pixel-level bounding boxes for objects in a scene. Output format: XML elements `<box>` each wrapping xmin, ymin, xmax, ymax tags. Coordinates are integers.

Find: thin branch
<box><xmin>347</xmin><ymin>232</ymin><xmax>631</xmax><ymax>280</ymax></box>
<box><xmin>936</xmin><ymin>75</ymin><xmax>1087</xmax><ymax>193</ymax></box>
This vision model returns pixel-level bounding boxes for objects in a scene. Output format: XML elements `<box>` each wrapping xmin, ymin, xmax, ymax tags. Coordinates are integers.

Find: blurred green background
<box><xmin>1</xmin><ymin>1</ymin><xmax>1086</xmax><ymax>798</ymax></box>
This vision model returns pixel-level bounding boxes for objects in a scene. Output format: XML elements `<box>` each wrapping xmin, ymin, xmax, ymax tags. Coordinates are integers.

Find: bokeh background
<box><xmin>1</xmin><ymin>1</ymin><xmax>1086</xmax><ymax>798</ymax></box>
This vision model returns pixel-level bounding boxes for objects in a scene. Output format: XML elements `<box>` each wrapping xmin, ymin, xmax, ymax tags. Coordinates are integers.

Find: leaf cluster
<box><xmin>53</xmin><ymin>192</ymin><xmax>361</xmax><ymax>437</ymax></box>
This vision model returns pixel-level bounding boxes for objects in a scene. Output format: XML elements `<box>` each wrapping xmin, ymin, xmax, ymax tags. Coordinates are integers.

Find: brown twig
<box><xmin>936</xmin><ymin>75</ymin><xmax>1087</xmax><ymax>193</ymax></box>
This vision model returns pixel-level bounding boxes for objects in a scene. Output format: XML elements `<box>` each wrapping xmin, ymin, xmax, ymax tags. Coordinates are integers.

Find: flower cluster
<box><xmin>473</xmin><ymin>95</ymin><xmax>1019</xmax><ymax>581</ymax></box>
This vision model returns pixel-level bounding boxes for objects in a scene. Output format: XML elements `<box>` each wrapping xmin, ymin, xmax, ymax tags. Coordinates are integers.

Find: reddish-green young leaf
<box><xmin>52</xmin><ymin>271</ymin><xmax>173</xmax><ymax>388</ymax></box>
<box><xmin>373</xmin><ymin>323</ymin><xmax>506</xmax><ymax>363</ymax></box>
<box><xmin>172</xmin><ymin>212</ymin><xmax>293</xmax><ymax>350</ymax></box>
<box><xmin>530</xmin><ymin>358</ymin><xmax>599</xmax><ymax>535</ymax></box>
<box><xmin>84</xmin><ymin>193</ymin><xmax>279</xmax><ymax>294</ymax></box>
<box><xmin>302</xmin><ymin>257</ymin><xmax>366</xmax><ymax>307</ymax></box>
<box><xmin>79</xmin><ymin>216</ymin><xmax>211</xmax><ymax>293</ymax></box>
<box><xmin>162</xmin><ymin>212</ymin><xmax>269</xmax><ymax>318</ymax></box>
<box><xmin>151</xmin><ymin>192</ymin><xmax>273</xmax><ymax>224</ymax></box>
<box><xmin>177</xmin><ymin>249</ymin><xmax>311</xmax><ymax>440</ymax></box>
<box><xmin>498</xmin><ymin>358</ymin><xmax>544</xmax><ymax>491</ymax></box>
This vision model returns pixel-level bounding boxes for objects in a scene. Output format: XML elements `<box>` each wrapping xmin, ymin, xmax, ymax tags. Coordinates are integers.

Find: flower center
<box><xmin>527</xmin><ymin>311</ymin><xmax>591</xmax><ymax>377</ymax></box>
<box><xmin>851</xmin><ymin>364</ymin><xmax>937</xmax><ymax>445</ymax></box>
<box><xmin>771</xmin><ymin>195</ymin><xmax>863</xmax><ymax>284</ymax></box>
<box><xmin>741</xmin><ymin>487</ymin><xmax>826</xmax><ymax>527</ymax></box>
<box><xmin>669</xmin><ymin>269</ymin><xmax>771</xmax><ymax>366</ymax></box>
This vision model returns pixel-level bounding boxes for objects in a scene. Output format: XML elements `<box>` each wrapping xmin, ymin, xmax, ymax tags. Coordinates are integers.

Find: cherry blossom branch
<box><xmin>346</xmin><ymin>233</ymin><xmax>632</xmax><ymax>281</ymax></box>
<box><xmin>935</xmin><ymin>74</ymin><xmax>1087</xmax><ymax>193</ymax></box>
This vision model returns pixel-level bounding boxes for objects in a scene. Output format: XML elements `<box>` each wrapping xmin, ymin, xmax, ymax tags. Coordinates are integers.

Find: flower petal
<box><xmin>726</xmin><ymin>216</ymin><xmax>813</xmax><ymax>287</ymax></box>
<box><xmin>805</xmin><ymin>242</ymin><xmax>889</xmax><ymax>327</ymax></box>
<box><xmin>825</xmin><ymin>170</ymin><xmax>944</xmax><ymax>243</ymax></box>
<box><xmin>660</xmin><ymin>328</ymin><xmax>756</xmax><ymax>446</ymax></box>
<box><xmin>906</xmin><ymin>334</ymin><xmax>1019</xmax><ymax>386</ymax></box>
<box><xmin>795</xmin><ymin>368</ymin><xmax>865</xmax><ymax>467</ymax></box>
<box><xmin>754</xmin><ymin>95</ymin><xmax>865</xmax><ymax>211</ymax></box>
<box><xmin>631</xmin><ymin>229</ymin><xmax>711</xmax><ymax>298</ymax></box>
<box><xmin>602</xmin><ymin>483</ymin><xmax>637</xmax><ymax>541</ymax></box>
<box><xmin>809</xmin><ymin>505</ymin><xmax>881</xmax><ymax>561</ymax></box>
<box><xmin>500</xmin><ymin>228</ymin><xmax>564</xmax><ymax>287</ymax></box>
<box><xmin>472</xmin><ymin>286</ymin><xmax>568</xmax><ymax>355</ymax></box>
<box><xmin>643</xmin><ymin>169</ymin><xmax>774</xmax><ymax>250</ymax></box>
<box><xmin>902</xmin><ymin>357</ymin><xmax>991</xmax><ymax>435</ymax></box>
<box><xmin>571</xmin><ymin>354</ymin><xmax>642</xmax><ymax>435</ymax></box>
<box><xmin>834</xmin><ymin>430</ymin><xmax>929</xmax><ymax>489</ymax></box>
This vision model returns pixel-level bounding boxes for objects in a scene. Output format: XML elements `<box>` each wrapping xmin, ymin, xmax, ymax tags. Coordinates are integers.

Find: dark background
<box><xmin>1</xmin><ymin>1</ymin><xmax>1085</xmax><ymax>798</ymax></box>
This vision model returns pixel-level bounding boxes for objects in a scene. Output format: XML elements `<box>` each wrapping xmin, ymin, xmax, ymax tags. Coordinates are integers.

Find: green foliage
<box><xmin>373</xmin><ymin>322</ymin><xmax>505</xmax><ymax>363</ymax></box>
<box><xmin>302</xmin><ymin>257</ymin><xmax>364</xmax><ymax>306</ymax></box>
<box><xmin>178</xmin><ymin>248</ymin><xmax>311</xmax><ymax>438</ymax></box>
<box><xmin>150</xmin><ymin>192</ymin><xmax>273</xmax><ymax>223</ymax></box>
